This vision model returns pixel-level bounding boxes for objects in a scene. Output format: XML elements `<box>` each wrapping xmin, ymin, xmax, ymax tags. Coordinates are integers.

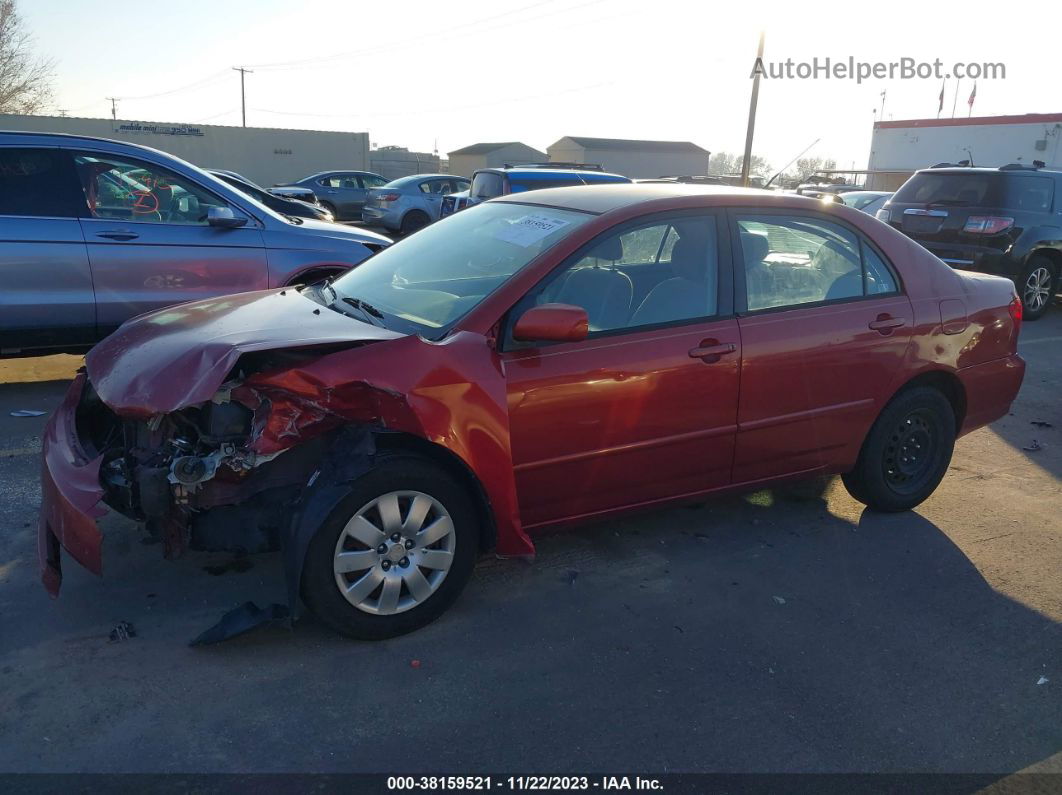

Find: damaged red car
<box><xmin>39</xmin><ymin>184</ymin><xmax>1026</xmax><ymax>639</ymax></box>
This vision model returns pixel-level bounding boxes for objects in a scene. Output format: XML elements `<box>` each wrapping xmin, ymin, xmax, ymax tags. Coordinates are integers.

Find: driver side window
<box><xmin>524</xmin><ymin>214</ymin><xmax>720</xmax><ymax>336</ymax></box>
<box><xmin>73</xmin><ymin>153</ymin><xmax>227</xmax><ymax>225</ymax></box>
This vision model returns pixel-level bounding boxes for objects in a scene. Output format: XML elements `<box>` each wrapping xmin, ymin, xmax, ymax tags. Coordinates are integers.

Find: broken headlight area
<box><xmin>76</xmin><ymin>377</ymin><xmax>327</xmax><ymax>559</ymax></box>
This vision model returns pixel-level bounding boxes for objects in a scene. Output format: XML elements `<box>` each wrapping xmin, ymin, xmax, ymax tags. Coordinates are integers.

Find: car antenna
<box><xmin>764</xmin><ymin>137</ymin><xmax>821</xmax><ymax>188</ymax></box>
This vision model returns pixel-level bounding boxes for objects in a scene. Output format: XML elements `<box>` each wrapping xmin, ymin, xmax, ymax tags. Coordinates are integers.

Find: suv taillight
<box><xmin>963</xmin><ymin>216</ymin><xmax>1014</xmax><ymax>235</ymax></box>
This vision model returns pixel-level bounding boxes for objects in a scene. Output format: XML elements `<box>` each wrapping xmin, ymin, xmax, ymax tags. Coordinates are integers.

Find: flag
<box><xmin>968</xmin><ymin>82</ymin><xmax>977</xmax><ymax>107</ymax></box>
<box><xmin>938</xmin><ymin>81</ymin><xmax>945</xmax><ymax>115</ymax></box>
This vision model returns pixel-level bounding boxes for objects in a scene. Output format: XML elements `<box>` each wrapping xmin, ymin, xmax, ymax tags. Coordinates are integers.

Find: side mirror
<box><xmin>207</xmin><ymin>206</ymin><xmax>247</xmax><ymax>229</ymax></box>
<box><xmin>513</xmin><ymin>303</ymin><xmax>589</xmax><ymax>343</ymax></box>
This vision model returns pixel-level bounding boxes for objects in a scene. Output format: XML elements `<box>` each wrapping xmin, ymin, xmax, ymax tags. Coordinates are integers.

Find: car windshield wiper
<box><xmin>338</xmin><ymin>296</ymin><xmax>386</xmax><ymax>327</ymax></box>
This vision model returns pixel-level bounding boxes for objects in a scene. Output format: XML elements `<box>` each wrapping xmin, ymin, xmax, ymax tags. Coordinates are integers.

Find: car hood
<box><xmin>85</xmin><ymin>288</ymin><xmax>404</xmax><ymax>417</ymax></box>
<box><xmin>286</xmin><ymin>218</ymin><xmax>393</xmax><ymax>245</ymax></box>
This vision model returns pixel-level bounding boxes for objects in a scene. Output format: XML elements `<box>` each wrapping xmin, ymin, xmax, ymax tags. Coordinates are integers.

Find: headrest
<box><xmin>740</xmin><ymin>231</ymin><xmax>769</xmax><ymax>265</ymax></box>
<box><xmin>589</xmin><ymin>235</ymin><xmax>623</xmax><ymax>261</ymax></box>
<box><xmin>671</xmin><ymin>236</ymin><xmax>706</xmax><ymax>281</ymax></box>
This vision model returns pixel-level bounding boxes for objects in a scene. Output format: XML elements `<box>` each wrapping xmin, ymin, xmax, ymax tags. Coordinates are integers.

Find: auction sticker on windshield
<box><xmin>492</xmin><ymin>213</ymin><xmax>571</xmax><ymax>247</ymax></box>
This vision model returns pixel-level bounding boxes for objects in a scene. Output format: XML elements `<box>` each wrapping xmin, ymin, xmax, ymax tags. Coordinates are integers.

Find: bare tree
<box><xmin>709</xmin><ymin>152</ymin><xmax>771</xmax><ymax>178</ymax></box>
<box><xmin>788</xmin><ymin>156</ymin><xmax>839</xmax><ymax>182</ymax></box>
<box><xmin>0</xmin><ymin>0</ymin><xmax>54</xmax><ymax>115</ymax></box>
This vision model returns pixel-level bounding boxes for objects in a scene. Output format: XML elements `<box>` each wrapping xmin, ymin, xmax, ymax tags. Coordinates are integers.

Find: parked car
<box><xmin>275</xmin><ymin>171</ymin><xmax>389</xmax><ymax>221</ymax></box>
<box><xmin>207</xmin><ymin>169</ymin><xmax>335</xmax><ymax>222</ymax></box>
<box><xmin>838</xmin><ymin>190</ymin><xmax>893</xmax><ymax>216</ymax></box>
<box><xmin>440</xmin><ymin>166</ymin><xmax>630</xmax><ymax>217</ymax></box>
<box><xmin>40</xmin><ymin>184</ymin><xmax>1025</xmax><ymax>641</ymax></box>
<box><xmin>269</xmin><ymin>184</ymin><xmax>319</xmax><ymax>203</ymax></box>
<box><xmin>878</xmin><ymin>163</ymin><xmax>1062</xmax><ymax>319</ymax></box>
<box><xmin>0</xmin><ymin>132</ymin><xmax>392</xmax><ymax>357</ymax></box>
<box><xmin>361</xmin><ymin>174</ymin><xmax>470</xmax><ymax>234</ymax></box>
<box><xmin>796</xmin><ymin>180</ymin><xmax>861</xmax><ymax>199</ymax></box>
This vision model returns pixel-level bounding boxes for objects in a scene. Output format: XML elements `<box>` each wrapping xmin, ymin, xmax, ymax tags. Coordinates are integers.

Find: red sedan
<box><xmin>39</xmin><ymin>184</ymin><xmax>1025</xmax><ymax>640</ymax></box>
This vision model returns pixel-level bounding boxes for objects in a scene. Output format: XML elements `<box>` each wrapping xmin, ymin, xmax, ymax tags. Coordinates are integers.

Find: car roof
<box><xmin>916</xmin><ymin>166</ymin><xmax>1062</xmax><ymax>177</ymax></box>
<box><xmin>478</xmin><ymin>166</ymin><xmax>627</xmax><ymax>179</ymax></box>
<box><xmin>387</xmin><ymin>173</ymin><xmax>464</xmax><ymax>186</ymax></box>
<box><xmin>493</xmin><ymin>182</ymin><xmax>823</xmax><ymax>214</ymax></box>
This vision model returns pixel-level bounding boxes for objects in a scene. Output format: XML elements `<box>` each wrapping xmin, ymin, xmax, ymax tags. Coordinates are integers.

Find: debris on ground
<box><xmin>189</xmin><ymin>602</ymin><xmax>289</xmax><ymax>646</ymax></box>
<box><xmin>9</xmin><ymin>409</ymin><xmax>47</xmax><ymax>417</ymax></box>
<box><xmin>1031</xmin><ymin>421</ymin><xmax>1054</xmax><ymax>429</ymax></box>
<box><xmin>411</xmin><ymin>659</ymin><xmax>422</xmax><ymax>669</ymax></box>
<box><xmin>1037</xmin><ymin>676</ymin><xmax>1049</xmax><ymax>686</ymax></box>
<box><xmin>772</xmin><ymin>595</ymin><xmax>787</xmax><ymax>605</ymax></box>
<box><xmin>1022</xmin><ymin>440</ymin><xmax>1043</xmax><ymax>452</ymax></box>
<box><xmin>566</xmin><ymin>569</ymin><xmax>579</xmax><ymax>586</ymax></box>
<box><xmin>108</xmin><ymin>621</ymin><xmax>137</xmax><ymax>643</ymax></box>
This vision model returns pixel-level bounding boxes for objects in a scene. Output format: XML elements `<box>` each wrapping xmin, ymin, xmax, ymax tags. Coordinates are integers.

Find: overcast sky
<box><xmin>23</xmin><ymin>0</ymin><xmax>1058</xmax><ymax>172</ymax></box>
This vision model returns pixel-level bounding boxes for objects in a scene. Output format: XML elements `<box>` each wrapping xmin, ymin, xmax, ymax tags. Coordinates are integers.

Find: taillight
<box><xmin>1008</xmin><ymin>295</ymin><xmax>1023</xmax><ymax>330</ymax></box>
<box><xmin>377</xmin><ymin>192</ymin><xmax>401</xmax><ymax>203</ymax></box>
<box><xmin>963</xmin><ymin>216</ymin><xmax>1014</xmax><ymax>235</ymax></box>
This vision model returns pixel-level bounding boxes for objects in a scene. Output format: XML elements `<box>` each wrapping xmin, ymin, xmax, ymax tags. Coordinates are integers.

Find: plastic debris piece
<box><xmin>1031</xmin><ymin>421</ymin><xmax>1053</xmax><ymax>429</ymax></box>
<box><xmin>772</xmin><ymin>595</ymin><xmax>787</xmax><ymax>605</ymax></box>
<box><xmin>189</xmin><ymin>601</ymin><xmax>289</xmax><ymax>646</ymax></box>
<box><xmin>1037</xmin><ymin>676</ymin><xmax>1049</xmax><ymax>686</ymax></box>
<box><xmin>108</xmin><ymin>621</ymin><xmax>137</xmax><ymax>643</ymax></box>
<box><xmin>1023</xmin><ymin>440</ymin><xmax>1043</xmax><ymax>452</ymax></box>
<box><xmin>10</xmin><ymin>410</ymin><xmax>46</xmax><ymax>417</ymax></box>
<box><xmin>410</xmin><ymin>659</ymin><xmax>421</xmax><ymax>669</ymax></box>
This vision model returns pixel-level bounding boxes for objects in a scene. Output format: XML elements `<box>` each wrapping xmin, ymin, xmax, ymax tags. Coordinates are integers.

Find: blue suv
<box><xmin>440</xmin><ymin>164</ymin><xmax>630</xmax><ymax>217</ymax></box>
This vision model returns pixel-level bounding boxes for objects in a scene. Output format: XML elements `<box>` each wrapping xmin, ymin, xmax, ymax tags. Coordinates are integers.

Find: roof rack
<box><xmin>503</xmin><ymin>162</ymin><xmax>605</xmax><ymax>171</ymax></box>
<box><xmin>999</xmin><ymin>161</ymin><xmax>1045</xmax><ymax>170</ymax></box>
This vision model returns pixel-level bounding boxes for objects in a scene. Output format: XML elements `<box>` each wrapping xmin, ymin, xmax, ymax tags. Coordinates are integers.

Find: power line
<box><xmin>247</xmin><ymin>0</ymin><xmax>609</xmax><ymax>72</ymax></box>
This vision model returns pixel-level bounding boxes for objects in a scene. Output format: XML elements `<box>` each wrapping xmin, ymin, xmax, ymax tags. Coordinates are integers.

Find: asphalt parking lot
<box><xmin>0</xmin><ymin>313</ymin><xmax>1060</xmax><ymax>776</ymax></box>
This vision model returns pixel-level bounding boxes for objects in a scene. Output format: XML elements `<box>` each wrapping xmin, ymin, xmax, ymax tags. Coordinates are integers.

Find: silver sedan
<box><xmin>362</xmin><ymin>174</ymin><xmax>470</xmax><ymax>235</ymax></box>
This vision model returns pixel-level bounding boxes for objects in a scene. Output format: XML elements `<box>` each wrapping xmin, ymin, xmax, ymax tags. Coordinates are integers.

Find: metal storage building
<box><xmin>446</xmin><ymin>142</ymin><xmax>548</xmax><ymax>177</ymax></box>
<box><xmin>0</xmin><ymin>114</ymin><xmax>370</xmax><ymax>188</ymax></box>
<box><xmin>866</xmin><ymin>113</ymin><xmax>1062</xmax><ymax>190</ymax></box>
<box><xmin>546</xmin><ymin>136</ymin><xmax>711</xmax><ymax>179</ymax></box>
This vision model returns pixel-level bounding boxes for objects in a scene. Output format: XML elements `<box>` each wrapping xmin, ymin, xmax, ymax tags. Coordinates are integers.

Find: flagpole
<box><xmin>951</xmin><ymin>77</ymin><xmax>961</xmax><ymax>118</ymax></box>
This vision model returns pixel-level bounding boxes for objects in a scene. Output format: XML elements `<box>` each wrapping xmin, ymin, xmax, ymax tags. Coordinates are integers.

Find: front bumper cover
<box><xmin>38</xmin><ymin>373</ymin><xmax>108</xmax><ymax>596</ymax></box>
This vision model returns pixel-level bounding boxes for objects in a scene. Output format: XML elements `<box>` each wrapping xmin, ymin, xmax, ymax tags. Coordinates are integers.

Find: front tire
<box><xmin>842</xmin><ymin>386</ymin><xmax>956</xmax><ymax>512</ymax></box>
<box><xmin>1019</xmin><ymin>256</ymin><xmax>1056</xmax><ymax>320</ymax></box>
<box><xmin>301</xmin><ymin>454</ymin><xmax>478</xmax><ymax>640</ymax></box>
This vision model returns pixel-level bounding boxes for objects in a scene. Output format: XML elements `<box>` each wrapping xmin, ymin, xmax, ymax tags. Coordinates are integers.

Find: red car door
<box><xmin>730</xmin><ymin>211</ymin><xmax>913</xmax><ymax>484</ymax></box>
<box><xmin>502</xmin><ymin>212</ymin><xmax>741</xmax><ymax>529</ymax></box>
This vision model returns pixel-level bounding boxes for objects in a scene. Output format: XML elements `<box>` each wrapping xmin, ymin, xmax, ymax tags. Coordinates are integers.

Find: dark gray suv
<box><xmin>0</xmin><ymin>132</ymin><xmax>392</xmax><ymax>357</ymax></box>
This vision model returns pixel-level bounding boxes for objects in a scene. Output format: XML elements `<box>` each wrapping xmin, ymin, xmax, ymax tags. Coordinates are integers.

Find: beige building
<box><xmin>446</xmin><ymin>142</ymin><xmax>548</xmax><ymax>177</ymax></box>
<box><xmin>370</xmin><ymin>145</ymin><xmax>442</xmax><ymax>180</ymax></box>
<box><xmin>547</xmin><ymin>136</ymin><xmax>711</xmax><ymax>179</ymax></box>
<box><xmin>0</xmin><ymin>114</ymin><xmax>370</xmax><ymax>187</ymax></box>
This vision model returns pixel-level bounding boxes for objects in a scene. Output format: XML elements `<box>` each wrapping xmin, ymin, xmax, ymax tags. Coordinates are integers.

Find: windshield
<box><xmin>330</xmin><ymin>201</ymin><xmax>592</xmax><ymax>336</ymax></box>
<box><xmin>842</xmin><ymin>192</ymin><xmax>887</xmax><ymax>210</ymax></box>
<box><xmin>894</xmin><ymin>173</ymin><xmax>1055</xmax><ymax>210</ymax></box>
<box><xmin>470</xmin><ymin>171</ymin><xmax>506</xmax><ymax>199</ymax></box>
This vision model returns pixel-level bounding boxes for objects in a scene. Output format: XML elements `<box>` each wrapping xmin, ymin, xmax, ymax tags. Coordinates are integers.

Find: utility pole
<box><xmin>740</xmin><ymin>31</ymin><xmax>765</xmax><ymax>188</ymax></box>
<box><xmin>233</xmin><ymin>67</ymin><xmax>253</xmax><ymax>127</ymax></box>
<box><xmin>106</xmin><ymin>97</ymin><xmax>119</xmax><ymax>120</ymax></box>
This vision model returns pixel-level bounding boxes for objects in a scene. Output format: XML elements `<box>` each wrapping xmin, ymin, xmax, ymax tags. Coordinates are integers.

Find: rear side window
<box><xmin>894</xmin><ymin>172</ymin><xmax>1055</xmax><ymax>211</ymax></box>
<box><xmin>470</xmin><ymin>171</ymin><xmax>505</xmax><ymax>199</ymax></box>
<box><xmin>736</xmin><ymin>214</ymin><xmax>899</xmax><ymax>311</ymax></box>
<box><xmin>360</xmin><ymin>175</ymin><xmax>387</xmax><ymax>188</ymax></box>
<box><xmin>0</xmin><ymin>148</ymin><xmax>86</xmax><ymax>218</ymax></box>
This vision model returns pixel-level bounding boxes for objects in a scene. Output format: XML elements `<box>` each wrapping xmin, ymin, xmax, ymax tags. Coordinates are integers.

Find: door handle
<box><xmin>688</xmin><ymin>342</ymin><xmax>737</xmax><ymax>361</ymax></box>
<box><xmin>868</xmin><ymin>314</ymin><xmax>906</xmax><ymax>334</ymax></box>
<box><xmin>96</xmin><ymin>230</ymin><xmax>139</xmax><ymax>241</ymax></box>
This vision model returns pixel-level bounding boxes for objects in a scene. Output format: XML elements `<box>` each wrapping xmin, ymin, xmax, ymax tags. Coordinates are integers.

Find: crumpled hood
<box><xmin>288</xmin><ymin>218</ymin><xmax>392</xmax><ymax>246</ymax></box>
<box><xmin>86</xmin><ymin>288</ymin><xmax>403</xmax><ymax>416</ymax></box>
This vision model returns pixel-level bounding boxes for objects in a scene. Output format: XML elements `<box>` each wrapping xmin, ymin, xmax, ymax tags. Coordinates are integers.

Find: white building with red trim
<box><xmin>865</xmin><ymin>113</ymin><xmax>1062</xmax><ymax>190</ymax></box>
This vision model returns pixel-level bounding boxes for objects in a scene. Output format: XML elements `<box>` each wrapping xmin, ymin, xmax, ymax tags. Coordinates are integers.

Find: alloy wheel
<box><xmin>1024</xmin><ymin>266</ymin><xmax>1053</xmax><ymax>313</ymax></box>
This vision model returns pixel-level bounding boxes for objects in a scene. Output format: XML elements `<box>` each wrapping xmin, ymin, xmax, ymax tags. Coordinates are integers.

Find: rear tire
<box><xmin>842</xmin><ymin>386</ymin><xmax>955</xmax><ymax>512</ymax></box>
<box><xmin>301</xmin><ymin>453</ymin><xmax>479</xmax><ymax>640</ymax></box>
<box><xmin>320</xmin><ymin>201</ymin><xmax>339</xmax><ymax>222</ymax></box>
<box><xmin>1018</xmin><ymin>256</ymin><xmax>1056</xmax><ymax>320</ymax></box>
<box><xmin>400</xmin><ymin>210</ymin><xmax>430</xmax><ymax>236</ymax></box>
